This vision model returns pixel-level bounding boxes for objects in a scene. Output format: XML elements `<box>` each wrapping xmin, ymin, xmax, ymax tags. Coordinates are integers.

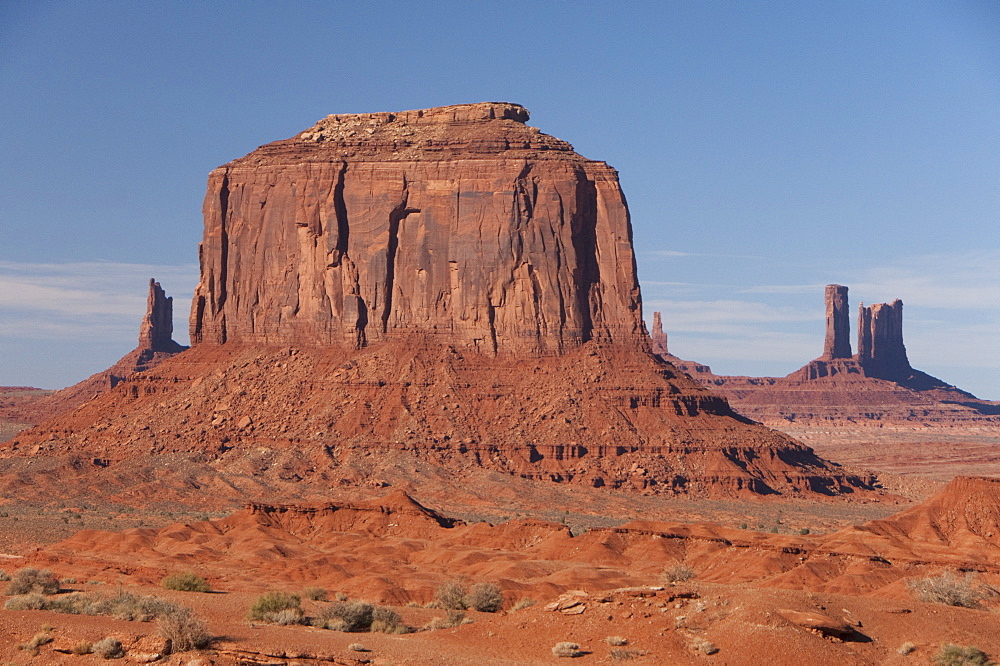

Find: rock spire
<box><xmin>857</xmin><ymin>299</ymin><xmax>911</xmax><ymax>381</ymax></box>
<box><xmin>650</xmin><ymin>311</ymin><xmax>668</xmax><ymax>355</ymax></box>
<box><xmin>822</xmin><ymin>284</ymin><xmax>852</xmax><ymax>359</ymax></box>
<box><xmin>139</xmin><ymin>279</ymin><xmax>184</xmax><ymax>353</ymax></box>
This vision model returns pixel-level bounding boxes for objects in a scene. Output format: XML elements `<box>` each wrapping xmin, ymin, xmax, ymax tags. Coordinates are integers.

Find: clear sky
<box><xmin>1</xmin><ymin>1</ymin><xmax>998</xmax><ymax>399</ymax></box>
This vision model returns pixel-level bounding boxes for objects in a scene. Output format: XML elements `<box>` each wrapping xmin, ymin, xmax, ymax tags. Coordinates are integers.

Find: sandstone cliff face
<box><xmin>857</xmin><ymin>299</ymin><xmax>911</xmax><ymax>381</ymax></box>
<box><xmin>190</xmin><ymin>102</ymin><xmax>643</xmax><ymax>355</ymax></box>
<box><xmin>823</xmin><ymin>284</ymin><xmax>852</xmax><ymax>360</ymax></box>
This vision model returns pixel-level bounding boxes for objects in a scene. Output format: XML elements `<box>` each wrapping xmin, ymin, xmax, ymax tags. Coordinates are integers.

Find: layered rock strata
<box><xmin>190</xmin><ymin>102</ymin><xmax>643</xmax><ymax>355</ymax></box>
<box><xmin>651</xmin><ymin>286</ymin><xmax>999</xmax><ymax>429</ymax></box>
<box><xmin>7</xmin><ymin>104</ymin><xmax>877</xmax><ymax>498</ymax></box>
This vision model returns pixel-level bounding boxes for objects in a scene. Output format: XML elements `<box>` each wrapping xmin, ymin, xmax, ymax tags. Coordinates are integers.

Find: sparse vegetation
<box><xmin>19</xmin><ymin>631</ymin><xmax>53</xmax><ymax>654</ymax></box>
<box><xmin>898</xmin><ymin>642</ymin><xmax>917</xmax><ymax>655</ymax></box>
<box><xmin>161</xmin><ymin>571</ymin><xmax>211</xmax><ymax>593</ymax></box>
<box><xmin>329</xmin><ymin>600</ymin><xmax>374</xmax><ymax>632</ymax></box>
<box><xmin>348</xmin><ymin>643</ymin><xmax>367</xmax><ymax>652</ymax></box>
<box><xmin>690</xmin><ymin>636</ymin><xmax>719</xmax><ymax>655</ymax></box>
<box><xmin>302</xmin><ymin>586</ymin><xmax>327</xmax><ymax>601</ymax></box>
<box><xmin>934</xmin><ymin>643</ymin><xmax>990</xmax><ymax>666</ymax></box>
<box><xmin>511</xmin><ymin>597</ymin><xmax>536</xmax><ymax>612</ymax></box>
<box><xmin>908</xmin><ymin>571</ymin><xmax>995</xmax><ymax>609</ymax></box>
<box><xmin>6</xmin><ymin>568</ymin><xmax>60</xmax><ymax>595</ymax></box>
<box><xmin>606</xmin><ymin>636</ymin><xmax>628</xmax><ymax>646</ymax></box>
<box><xmin>247</xmin><ymin>591</ymin><xmax>303</xmax><ymax>623</ymax></box>
<box><xmin>371</xmin><ymin>605</ymin><xmax>410</xmax><ymax>633</ymax></box>
<box><xmin>92</xmin><ymin>637</ymin><xmax>124</xmax><ymax>659</ymax></box>
<box><xmin>423</xmin><ymin>609</ymin><xmax>468</xmax><ymax>631</ymax></box>
<box><xmin>466</xmin><ymin>582</ymin><xmax>503</xmax><ymax>612</ymax></box>
<box><xmin>71</xmin><ymin>641</ymin><xmax>93</xmax><ymax>655</ymax></box>
<box><xmin>158</xmin><ymin>605</ymin><xmax>213</xmax><ymax>651</ymax></box>
<box><xmin>552</xmin><ymin>641</ymin><xmax>583</xmax><ymax>658</ymax></box>
<box><xmin>664</xmin><ymin>563</ymin><xmax>695</xmax><ymax>583</ymax></box>
<box><xmin>4</xmin><ymin>589</ymin><xmax>188</xmax><ymax>621</ymax></box>
<box><xmin>610</xmin><ymin>648</ymin><xmax>642</xmax><ymax>661</ymax></box>
<box><xmin>435</xmin><ymin>580</ymin><xmax>468</xmax><ymax>610</ymax></box>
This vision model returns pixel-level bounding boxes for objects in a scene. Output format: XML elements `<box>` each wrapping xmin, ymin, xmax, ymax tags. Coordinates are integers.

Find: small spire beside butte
<box><xmin>139</xmin><ymin>279</ymin><xmax>185</xmax><ymax>354</ymax></box>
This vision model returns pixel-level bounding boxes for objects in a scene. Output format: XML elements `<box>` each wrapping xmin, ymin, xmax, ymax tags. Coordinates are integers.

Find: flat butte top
<box><xmin>226</xmin><ymin>102</ymin><xmax>596</xmax><ymax>166</ymax></box>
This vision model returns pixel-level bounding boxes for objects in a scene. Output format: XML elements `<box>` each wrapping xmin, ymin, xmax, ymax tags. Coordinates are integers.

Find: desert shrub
<box><xmin>606</xmin><ymin>636</ymin><xmax>628</xmax><ymax>646</ymax></box>
<box><xmin>552</xmin><ymin>641</ymin><xmax>582</xmax><ymax>658</ymax></box>
<box><xmin>690</xmin><ymin>637</ymin><xmax>719</xmax><ymax>655</ymax></box>
<box><xmin>908</xmin><ymin>571</ymin><xmax>994</xmax><ymax>609</ymax></box>
<box><xmin>348</xmin><ymin>643</ymin><xmax>366</xmax><ymax>652</ymax></box>
<box><xmin>934</xmin><ymin>644</ymin><xmax>990</xmax><ymax>666</ymax></box>
<box><xmin>247</xmin><ymin>591</ymin><xmax>301</xmax><ymax>622</ymax></box>
<box><xmin>435</xmin><ymin>580</ymin><xmax>468</xmax><ymax>610</ymax></box>
<box><xmin>21</xmin><ymin>631</ymin><xmax>53</xmax><ymax>651</ymax></box>
<box><xmin>7</xmin><ymin>568</ymin><xmax>60</xmax><ymax>595</ymax></box>
<box><xmin>329</xmin><ymin>600</ymin><xmax>374</xmax><ymax>632</ymax></box>
<box><xmin>271</xmin><ymin>608</ymin><xmax>307</xmax><ymax>625</ymax></box>
<box><xmin>95</xmin><ymin>589</ymin><xmax>182</xmax><ymax>622</ymax></box>
<box><xmin>302</xmin><ymin>586</ymin><xmax>327</xmax><ymax>601</ymax></box>
<box><xmin>0</xmin><ymin>570</ymin><xmax>9</xmax><ymax>581</ymax></box>
<box><xmin>423</xmin><ymin>610</ymin><xmax>467</xmax><ymax>631</ymax></box>
<box><xmin>335</xmin><ymin>591</ymin><xmax>348</xmax><ymax>601</ymax></box>
<box><xmin>465</xmin><ymin>582</ymin><xmax>503</xmax><ymax>612</ymax></box>
<box><xmin>61</xmin><ymin>577</ymin><xmax>77</xmax><ymax>585</ymax></box>
<box><xmin>898</xmin><ymin>642</ymin><xmax>916</xmax><ymax>655</ymax></box>
<box><xmin>92</xmin><ymin>637</ymin><xmax>124</xmax><ymax>659</ymax></box>
<box><xmin>511</xmin><ymin>598</ymin><xmax>535</xmax><ymax>612</ymax></box>
<box><xmin>371</xmin><ymin>606</ymin><xmax>407</xmax><ymax>633</ymax></box>
<box><xmin>610</xmin><ymin>648</ymin><xmax>642</xmax><ymax>661</ymax></box>
<box><xmin>5</xmin><ymin>592</ymin><xmax>47</xmax><ymax>610</ymax></box>
<box><xmin>161</xmin><ymin>571</ymin><xmax>211</xmax><ymax>593</ymax></box>
<box><xmin>664</xmin><ymin>563</ymin><xmax>695</xmax><ymax>583</ymax></box>
<box><xmin>71</xmin><ymin>641</ymin><xmax>93</xmax><ymax>655</ymax></box>
<box><xmin>158</xmin><ymin>605</ymin><xmax>213</xmax><ymax>651</ymax></box>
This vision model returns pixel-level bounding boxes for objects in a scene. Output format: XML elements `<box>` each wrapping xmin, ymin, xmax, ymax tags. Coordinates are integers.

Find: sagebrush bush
<box><xmin>7</xmin><ymin>568</ymin><xmax>60</xmax><ymax>595</ymax></box>
<box><xmin>247</xmin><ymin>591</ymin><xmax>301</xmax><ymax>622</ymax></box>
<box><xmin>511</xmin><ymin>598</ymin><xmax>535</xmax><ymax>612</ymax></box>
<box><xmin>302</xmin><ymin>586</ymin><xmax>327</xmax><ymax>601</ymax></box>
<box><xmin>4</xmin><ymin>589</ymin><xmax>184</xmax><ymax>622</ymax></box>
<box><xmin>898</xmin><ymin>642</ymin><xmax>916</xmax><ymax>655</ymax></box>
<box><xmin>92</xmin><ymin>637</ymin><xmax>124</xmax><ymax>659</ymax></box>
<box><xmin>21</xmin><ymin>631</ymin><xmax>53</xmax><ymax>651</ymax></box>
<box><xmin>371</xmin><ymin>606</ymin><xmax>405</xmax><ymax>633</ymax></box>
<box><xmin>690</xmin><ymin>637</ymin><xmax>719</xmax><ymax>655</ymax></box>
<box><xmin>552</xmin><ymin>641</ymin><xmax>582</xmax><ymax>658</ymax></box>
<box><xmin>908</xmin><ymin>571</ymin><xmax>994</xmax><ymax>609</ymax></box>
<box><xmin>466</xmin><ymin>583</ymin><xmax>503</xmax><ymax>612</ymax></box>
<box><xmin>610</xmin><ymin>648</ymin><xmax>641</xmax><ymax>661</ymax></box>
<box><xmin>329</xmin><ymin>601</ymin><xmax>374</xmax><ymax>632</ymax></box>
<box><xmin>606</xmin><ymin>636</ymin><xmax>628</xmax><ymax>646</ymax></box>
<box><xmin>158</xmin><ymin>606</ymin><xmax>213</xmax><ymax>651</ymax></box>
<box><xmin>435</xmin><ymin>580</ymin><xmax>467</xmax><ymax>610</ymax></box>
<box><xmin>934</xmin><ymin>643</ymin><xmax>990</xmax><ymax>666</ymax></box>
<box><xmin>423</xmin><ymin>610</ymin><xmax>467</xmax><ymax>631</ymax></box>
<box><xmin>161</xmin><ymin>571</ymin><xmax>211</xmax><ymax>593</ymax></box>
<box><xmin>664</xmin><ymin>563</ymin><xmax>695</xmax><ymax>583</ymax></box>
<box><xmin>71</xmin><ymin>641</ymin><xmax>93</xmax><ymax>655</ymax></box>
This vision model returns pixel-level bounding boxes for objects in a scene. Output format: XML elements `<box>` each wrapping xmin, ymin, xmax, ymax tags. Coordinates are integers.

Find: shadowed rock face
<box><xmin>190</xmin><ymin>102</ymin><xmax>643</xmax><ymax>355</ymax></box>
<box><xmin>140</xmin><ymin>279</ymin><xmax>185</xmax><ymax>354</ymax></box>
<box><xmin>857</xmin><ymin>299</ymin><xmax>911</xmax><ymax>381</ymax></box>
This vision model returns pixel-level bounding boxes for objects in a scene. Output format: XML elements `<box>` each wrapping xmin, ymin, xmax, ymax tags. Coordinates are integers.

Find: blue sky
<box><xmin>1</xmin><ymin>1</ymin><xmax>997</xmax><ymax>398</ymax></box>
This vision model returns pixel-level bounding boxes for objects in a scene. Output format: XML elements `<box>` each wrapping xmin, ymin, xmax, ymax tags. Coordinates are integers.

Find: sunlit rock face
<box><xmin>190</xmin><ymin>102</ymin><xmax>644</xmax><ymax>355</ymax></box>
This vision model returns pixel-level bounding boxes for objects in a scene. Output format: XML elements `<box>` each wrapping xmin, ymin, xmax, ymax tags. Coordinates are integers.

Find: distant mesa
<box><xmin>650</xmin><ymin>284</ymin><xmax>1000</xmax><ymax>427</ymax></box>
<box><xmin>3</xmin><ymin>103</ymin><xmax>876</xmax><ymax>500</ymax></box>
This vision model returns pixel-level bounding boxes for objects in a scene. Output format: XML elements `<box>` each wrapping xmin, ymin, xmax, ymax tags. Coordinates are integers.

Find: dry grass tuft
<box><xmin>552</xmin><ymin>641</ymin><xmax>582</xmax><ymax>658</ymax></box>
<box><xmin>908</xmin><ymin>571</ymin><xmax>995</xmax><ymax>609</ymax></box>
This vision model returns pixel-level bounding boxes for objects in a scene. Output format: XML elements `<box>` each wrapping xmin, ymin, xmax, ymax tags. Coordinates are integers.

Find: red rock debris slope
<box><xmin>5</xmin><ymin>103</ymin><xmax>874</xmax><ymax>500</ymax></box>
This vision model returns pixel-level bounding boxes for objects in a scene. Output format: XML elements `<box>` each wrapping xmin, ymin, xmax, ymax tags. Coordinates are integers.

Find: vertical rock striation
<box><xmin>822</xmin><ymin>284</ymin><xmax>852</xmax><ymax>360</ymax></box>
<box><xmin>190</xmin><ymin>102</ymin><xmax>644</xmax><ymax>355</ymax></box>
<box><xmin>857</xmin><ymin>299</ymin><xmax>911</xmax><ymax>381</ymax></box>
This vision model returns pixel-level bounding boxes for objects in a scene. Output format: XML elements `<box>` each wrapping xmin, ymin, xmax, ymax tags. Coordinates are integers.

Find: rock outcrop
<box><xmin>0</xmin><ymin>279</ymin><xmax>188</xmax><ymax>429</ymax></box>
<box><xmin>6</xmin><ymin>104</ymin><xmax>879</xmax><ymax>499</ymax></box>
<box><xmin>190</xmin><ymin>102</ymin><xmax>643</xmax><ymax>355</ymax></box>
<box><xmin>650</xmin><ymin>285</ymin><xmax>999</xmax><ymax>431</ymax></box>
<box><xmin>857</xmin><ymin>299</ymin><xmax>911</xmax><ymax>381</ymax></box>
<box><xmin>650</xmin><ymin>311</ymin><xmax>668</xmax><ymax>355</ymax></box>
<box><xmin>823</xmin><ymin>284</ymin><xmax>851</xmax><ymax>360</ymax></box>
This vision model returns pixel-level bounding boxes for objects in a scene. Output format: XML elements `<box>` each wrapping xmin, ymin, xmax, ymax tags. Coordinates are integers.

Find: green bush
<box><xmin>934</xmin><ymin>643</ymin><xmax>990</xmax><ymax>666</ymax></box>
<box><xmin>161</xmin><ymin>571</ymin><xmax>211</xmax><ymax>593</ymax></box>
<box><xmin>247</xmin><ymin>591</ymin><xmax>301</xmax><ymax>622</ymax></box>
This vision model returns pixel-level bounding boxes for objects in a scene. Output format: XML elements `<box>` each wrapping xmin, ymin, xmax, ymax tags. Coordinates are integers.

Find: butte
<box><xmin>4</xmin><ymin>103</ymin><xmax>876</xmax><ymax>506</ymax></box>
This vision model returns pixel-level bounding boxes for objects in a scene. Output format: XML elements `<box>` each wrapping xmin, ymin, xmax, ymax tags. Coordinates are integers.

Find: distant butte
<box><xmin>4</xmin><ymin>103</ymin><xmax>876</xmax><ymax>500</ymax></box>
<box><xmin>650</xmin><ymin>284</ymin><xmax>1000</xmax><ymax>428</ymax></box>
